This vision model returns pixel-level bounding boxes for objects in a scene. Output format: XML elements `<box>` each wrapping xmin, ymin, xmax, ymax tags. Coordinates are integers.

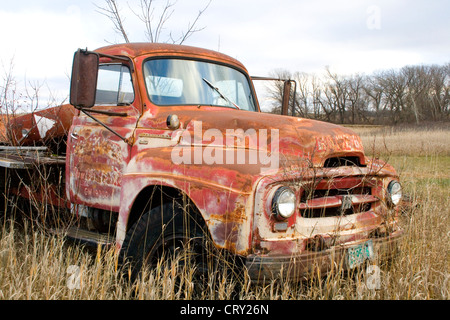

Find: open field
<box><xmin>350</xmin><ymin>123</ymin><xmax>450</xmax><ymax>157</ymax></box>
<box><xmin>0</xmin><ymin>124</ymin><xmax>449</xmax><ymax>300</ymax></box>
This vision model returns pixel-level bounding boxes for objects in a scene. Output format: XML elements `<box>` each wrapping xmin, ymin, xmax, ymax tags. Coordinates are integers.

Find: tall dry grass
<box><xmin>352</xmin><ymin>124</ymin><xmax>449</xmax><ymax>299</ymax></box>
<box><xmin>0</xmin><ymin>125</ymin><xmax>449</xmax><ymax>300</ymax></box>
<box><xmin>352</xmin><ymin>124</ymin><xmax>450</xmax><ymax>157</ymax></box>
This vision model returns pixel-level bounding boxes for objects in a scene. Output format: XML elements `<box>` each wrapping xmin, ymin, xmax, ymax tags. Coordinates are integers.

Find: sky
<box><xmin>0</xmin><ymin>0</ymin><xmax>449</xmax><ymax>108</ymax></box>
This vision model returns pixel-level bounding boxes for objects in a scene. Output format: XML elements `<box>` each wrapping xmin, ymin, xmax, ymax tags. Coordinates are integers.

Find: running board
<box><xmin>51</xmin><ymin>226</ymin><xmax>115</xmax><ymax>248</ymax></box>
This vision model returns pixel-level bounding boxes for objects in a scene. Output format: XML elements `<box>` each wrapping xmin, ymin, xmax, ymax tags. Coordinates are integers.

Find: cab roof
<box><xmin>94</xmin><ymin>42</ymin><xmax>248</xmax><ymax>71</ymax></box>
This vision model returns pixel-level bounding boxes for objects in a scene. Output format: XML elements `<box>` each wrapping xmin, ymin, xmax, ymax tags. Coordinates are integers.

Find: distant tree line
<box><xmin>267</xmin><ymin>63</ymin><xmax>450</xmax><ymax>125</ymax></box>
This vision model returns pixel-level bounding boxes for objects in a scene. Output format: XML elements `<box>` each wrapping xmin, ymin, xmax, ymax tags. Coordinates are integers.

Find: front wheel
<box><xmin>119</xmin><ymin>202</ymin><xmax>212</xmax><ymax>282</ymax></box>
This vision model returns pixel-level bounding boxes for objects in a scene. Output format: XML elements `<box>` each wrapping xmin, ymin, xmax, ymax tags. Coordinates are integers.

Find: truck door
<box><xmin>67</xmin><ymin>62</ymin><xmax>139</xmax><ymax>212</ymax></box>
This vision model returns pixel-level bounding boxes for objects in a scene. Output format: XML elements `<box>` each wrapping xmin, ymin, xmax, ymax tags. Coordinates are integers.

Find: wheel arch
<box><xmin>124</xmin><ymin>183</ymin><xmax>208</xmax><ymax>236</ymax></box>
<box><xmin>116</xmin><ymin>174</ymin><xmax>255</xmax><ymax>256</ymax></box>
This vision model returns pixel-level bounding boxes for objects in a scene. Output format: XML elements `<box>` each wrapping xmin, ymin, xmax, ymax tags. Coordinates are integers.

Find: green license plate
<box><xmin>347</xmin><ymin>240</ymin><xmax>374</xmax><ymax>269</ymax></box>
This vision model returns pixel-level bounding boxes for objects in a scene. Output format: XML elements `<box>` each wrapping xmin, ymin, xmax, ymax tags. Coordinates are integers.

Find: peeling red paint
<box><xmin>0</xmin><ymin>104</ymin><xmax>76</xmax><ymax>147</ymax></box>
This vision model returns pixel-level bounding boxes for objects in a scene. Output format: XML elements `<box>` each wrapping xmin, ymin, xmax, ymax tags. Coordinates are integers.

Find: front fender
<box><xmin>116</xmin><ymin>171</ymin><xmax>256</xmax><ymax>256</ymax></box>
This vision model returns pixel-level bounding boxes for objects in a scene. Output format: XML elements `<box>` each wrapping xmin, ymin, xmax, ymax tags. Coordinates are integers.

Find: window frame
<box><xmin>94</xmin><ymin>63</ymin><xmax>135</xmax><ymax>106</ymax></box>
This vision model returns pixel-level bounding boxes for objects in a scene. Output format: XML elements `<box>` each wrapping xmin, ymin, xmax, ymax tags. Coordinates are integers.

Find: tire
<box><xmin>119</xmin><ymin>201</ymin><xmax>211</xmax><ymax>282</ymax></box>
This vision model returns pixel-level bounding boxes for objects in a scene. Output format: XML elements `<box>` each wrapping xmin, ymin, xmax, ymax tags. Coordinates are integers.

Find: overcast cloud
<box><xmin>1</xmin><ymin>0</ymin><xmax>449</xmax><ymax>107</ymax></box>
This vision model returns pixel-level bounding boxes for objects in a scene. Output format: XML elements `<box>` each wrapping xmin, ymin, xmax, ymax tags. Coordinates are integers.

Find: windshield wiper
<box><xmin>82</xmin><ymin>108</ymin><xmax>128</xmax><ymax>117</ymax></box>
<box><xmin>202</xmin><ymin>78</ymin><xmax>240</xmax><ymax>110</ymax></box>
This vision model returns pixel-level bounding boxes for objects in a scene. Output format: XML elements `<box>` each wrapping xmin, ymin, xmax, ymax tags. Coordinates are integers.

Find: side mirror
<box><xmin>70</xmin><ymin>49</ymin><xmax>99</xmax><ymax>108</ymax></box>
<box><xmin>281</xmin><ymin>80</ymin><xmax>292</xmax><ymax>116</ymax></box>
<box><xmin>251</xmin><ymin>76</ymin><xmax>296</xmax><ymax>116</ymax></box>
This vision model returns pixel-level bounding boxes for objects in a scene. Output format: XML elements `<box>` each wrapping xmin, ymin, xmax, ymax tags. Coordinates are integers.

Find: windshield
<box><xmin>143</xmin><ymin>58</ymin><xmax>257</xmax><ymax>111</ymax></box>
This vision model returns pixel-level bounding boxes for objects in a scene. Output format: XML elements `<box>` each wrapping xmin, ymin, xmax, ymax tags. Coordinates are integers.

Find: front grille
<box><xmin>301</xmin><ymin>186</ymin><xmax>372</xmax><ymax>201</ymax></box>
<box><xmin>299</xmin><ymin>177</ymin><xmax>378</xmax><ymax>218</ymax></box>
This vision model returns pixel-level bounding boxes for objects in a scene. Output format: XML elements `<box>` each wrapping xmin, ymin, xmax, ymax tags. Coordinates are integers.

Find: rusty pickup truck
<box><xmin>0</xmin><ymin>43</ymin><xmax>404</xmax><ymax>282</ymax></box>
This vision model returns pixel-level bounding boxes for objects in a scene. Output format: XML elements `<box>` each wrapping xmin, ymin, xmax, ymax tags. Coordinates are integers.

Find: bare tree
<box><xmin>346</xmin><ymin>74</ymin><xmax>367</xmax><ymax>124</ymax></box>
<box><xmin>95</xmin><ymin>0</ymin><xmax>212</xmax><ymax>44</ymax></box>
<box><xmin>376</xmin><ymin>69</ymin><xmax>408</xmax><ymax>124</ymax></box>
<box><xmin>402</xmin><ymin>65</ymin><xmax>429</xmax><ymax>124</ymax></box>
<box><xmin>95</xmin><ymin>0</ymin><xmax>130</xmax><ymax>43</ymax></box>
<box><xmin>428</xmin><ymin>63</ymin><xmax>450</xmax><ymax>120</ymax></box>
<box><xmin>0</xmin><ymin>57</ymin><xmax>17</xmax><ymax>119</ymax></box>
<box><xmin>363</xmin><ymin>73</ymin><xmax>384</xmax><ymax>123</ymax></box>
<box><xmin>310</xmin><ymin>74</ymin><xmax>325</xmax><ymax>120</ymax></box>
<box><xmin>265</xmin><ymin>69</ymin><xmax>304</xmax><ymax>116</ymax></box>
<box><xmin>265</xmin><ymin>63</ymin><xmax>449</xmax><ymax>125</ymax></box>
<box><xmin>295</xmin><ymin>72</ymin><xmax>310</xmax><ymax>118</ymax></box>
<box><xmin>325</xmin><ymin>67</ymin><xmax>349</xmax><ymax>123</ymax></box>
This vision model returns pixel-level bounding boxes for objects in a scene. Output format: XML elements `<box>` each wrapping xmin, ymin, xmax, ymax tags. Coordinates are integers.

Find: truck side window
<box><xmin>95</xmin><ymin>64</ymin><xmax>134</xmax><ymax>106</ymax></box>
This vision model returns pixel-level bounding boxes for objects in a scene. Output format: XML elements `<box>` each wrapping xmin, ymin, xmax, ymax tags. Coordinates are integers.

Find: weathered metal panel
<box><xmin>0</xmin><ymin>104</ymin><xmax>76</xmax><ymax>148</ymax></box>
<box><xmin>66</xmin><ymin>105</ymin><xmax>139</xmax><ymax>212</ymax></box>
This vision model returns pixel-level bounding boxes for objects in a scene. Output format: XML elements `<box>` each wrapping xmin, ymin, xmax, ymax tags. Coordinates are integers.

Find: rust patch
<box><xmin>210</xmin><ymin>201</ymin><xmax>247</xmax><ymax>223</ymax></box>
<box><xmin>0</xmin><ymin>104</ymin><xmax>76</xmax><ymax>148</ymax></box>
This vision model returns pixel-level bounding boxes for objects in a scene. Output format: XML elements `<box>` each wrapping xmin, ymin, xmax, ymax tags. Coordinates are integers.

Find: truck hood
<box><xmin>168</xmin><ymin>108</ymin><xmax>365</xmax><ymax>172</ymax></box>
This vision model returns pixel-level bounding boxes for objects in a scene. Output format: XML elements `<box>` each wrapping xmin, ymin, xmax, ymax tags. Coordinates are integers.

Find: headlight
<box><xmin>272</xmin><ymin>187</ymin><xmax>296</xmax><ymax>219</ymax></box>
<box><xmin>387</xmin><ymin>180</ymin><xmax>402</xmax><ymax>206</ymax></box>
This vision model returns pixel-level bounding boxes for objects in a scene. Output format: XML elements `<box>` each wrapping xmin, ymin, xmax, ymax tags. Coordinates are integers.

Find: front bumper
<box><xmin>245</xmin><ymin>229</ymin><xmax>404</xmax><ymax>283</ymax></box>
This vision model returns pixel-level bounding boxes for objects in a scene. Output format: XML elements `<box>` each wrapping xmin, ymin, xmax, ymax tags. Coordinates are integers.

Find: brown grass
<box><xmin>350</xmin><ymin>124</ymin><xmax>450</xmax><ymax>157</ymax></box>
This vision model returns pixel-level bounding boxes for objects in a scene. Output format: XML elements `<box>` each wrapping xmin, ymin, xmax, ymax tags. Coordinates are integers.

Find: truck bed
<box><xmin>0</xmin><ymin>146</ymin><xmax>65</xmax><ymax>169</ymax></box>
